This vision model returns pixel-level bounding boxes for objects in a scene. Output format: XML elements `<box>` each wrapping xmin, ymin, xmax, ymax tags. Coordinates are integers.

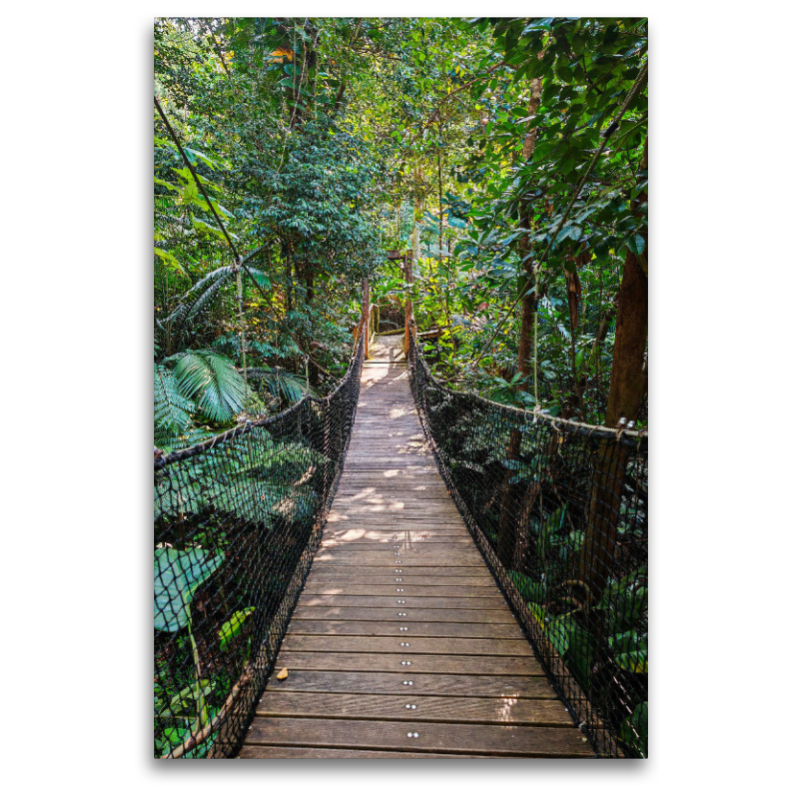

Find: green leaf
<box><xmin>629</xmin><ymin>233</ymin><xmax>646</xmax><ymax>255</ymax></box>
<box><xmin>154</xmin><ymin>547</ymin><xmax>224</xmax><ymax>633</ymax></box>
<box><xmin>154</xmin><ymin>248</ymin><xmax>186</xmax><ymax>276</ymax></box>
<box><xmin>219</xmin><ymin>607</ymin><xmax>255</xmax><ymax>652</ymax></box>
<box><xmin>527</xmin><ymin>602</ymin><xmax>546</xmax><ymax>627</ymax></box>
<box><xmin>184</xmin><ymin>148</ymin><xmax>216</xmax><ymax>169</ymax></box>
<box><xmin>173</xmin><ymin>352</ymin><xmax>247</xmax><ymax>423</ymax></box>
<box><xmin>619</xmin><ymin>702</ymin><xmax>648</xmax><ymax>757</ymax></box>
<box><xmin>509</xmin><ymin>571</ymin><xmax>546</xmax><ymax>603</ymax></box>
<box><xmin>546</xmin><ymin>617</ymin><xmax>572</xmax><ymax>655</ymax></box>
<box><xmin>615</xmin><ymin>651</ymin><xmax>648</xmax><ymax>673</ymax></box>
<box><xmin>160</xmin><ymin>680</ymin><xmax>214</xmax><ymax>717</ymax></box>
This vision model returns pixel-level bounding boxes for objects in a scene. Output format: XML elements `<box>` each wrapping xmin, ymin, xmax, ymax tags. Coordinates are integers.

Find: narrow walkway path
<box><xmin>239</xmin><ymin>335</ymin><xmax>593</xmax><ymax>758</ymax></box>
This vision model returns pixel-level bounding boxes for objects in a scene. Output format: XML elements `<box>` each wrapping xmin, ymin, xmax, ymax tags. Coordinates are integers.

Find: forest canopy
<box><xmin>154</xmin><ymin>16</ymin><xmax>648</xmax><ymax>451</ymax></box>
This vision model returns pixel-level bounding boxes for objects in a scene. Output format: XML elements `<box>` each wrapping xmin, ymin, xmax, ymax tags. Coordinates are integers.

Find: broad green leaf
<box><xmin>154</xmin><ymin>547</ymin><xmax>224</xmax><ymax>633</ymax></box>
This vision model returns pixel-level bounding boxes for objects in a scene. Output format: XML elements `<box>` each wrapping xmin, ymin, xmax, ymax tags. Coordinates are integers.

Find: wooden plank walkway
<box><xmin>239</xmin><ymin>335</ymin><xmax>594</xmax><ymax>759</ymax></box>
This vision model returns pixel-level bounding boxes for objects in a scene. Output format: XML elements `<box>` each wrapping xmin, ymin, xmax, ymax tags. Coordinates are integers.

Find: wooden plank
<box><xmin>265</xmin><ymin>670</ymin><xmax>556</xmax><ymax>698</ymax></box>
<box><xmin>296</xmin><ymin>594</ymin><xmax>510</xmax><ymax>610</ymax></box>
<box><xmin>326</xmin><ymin>523</ymin><xmax>469</xmax><ymax>532</ymax></box>
<box><xmin>310</xmin><ymin>565</ymin><xmax>488</xmax><ymax>576</ymax></box>
<box><xmin>238</xmin><ymin>746</ymin><xmax>483</xmax><ymax>758</ymax></box>
<box><xmin>256</xmin><ymin>692</ymin><xmax>574</xmax><ymax>727</ymax></box>
<box><xmin>300</xmin><ymin>583</ymin><xmax>499</xmax><ymax>597</ymax></box>
<box><xmin>281</xmin><ymin>635</ymin><xmax>532</xmax><ymax>656</ymax></box>
<box><xmin>305</xmin><ymin>573</ymin><xmax>496</xmax><ymax>587</ymax></box>
<box><xmin>246</xmin><ymin>718</ymin><xmax>593</xmax><ymax>757</ymax></box>
<box><xmin>332</xmin><ymin>488</ymin><xmax>451</xmax><ymax>496</ymax></box>
<box><xmin>310</xmin><ymin>555</ymin><xmax>486</xmax><ymax>569</ymax></box>
<box><xmin>320</xmin><ymin>533</ymin><xmax>472</xmax><ymax>544</ymax></box>
<box><xmin>318</xmin><ymin>542</ymin><xmax>476</xmax><ymax>553</ymax></box>
<box><xmin>274</xmin><ymin>652</ymin><xmax>543</xmax><ymax>676</ymax></box>
<box><xmin>287</xmin><ymin>619</ymin><xmax>522</xmax><ymax>639</ymax></box>
<box><xmin>291</xmin><ymin>606</ymin><xmax>519</xmax><ymax>624</ymax></box>
<box><xmin>324</xmin><ymin>515</ymin><xmax>466</xmax><ymax>527</ymax></box>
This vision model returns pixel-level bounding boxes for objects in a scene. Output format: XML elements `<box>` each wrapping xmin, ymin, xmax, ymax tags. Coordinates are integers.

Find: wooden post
<box><xmin>404</xmin><ymin>251</ymin><xmax>413</xmax><ymax>356</ymax></box>
<box><xmin>361</xmin><ymin>277</ymin><xmax>370</xmax><ymax>360</ymax></box>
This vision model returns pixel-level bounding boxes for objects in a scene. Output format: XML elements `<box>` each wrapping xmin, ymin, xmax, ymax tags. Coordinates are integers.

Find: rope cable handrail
<box><xmin>408</xmin><ymin>312</ymin><xmax>647</xmax><ymax>445</ymax></box>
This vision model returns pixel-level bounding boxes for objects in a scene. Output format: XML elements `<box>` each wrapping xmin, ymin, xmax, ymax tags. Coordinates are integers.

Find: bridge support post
<box><xmin>361</xmin><ymin>277</ymin><xmax>370</xmax><ymax>360</ymax></box>
<box><xmin>404</xmin><ymin>251</ymin><xmax>413</xmax><ymax>356</ymax></box>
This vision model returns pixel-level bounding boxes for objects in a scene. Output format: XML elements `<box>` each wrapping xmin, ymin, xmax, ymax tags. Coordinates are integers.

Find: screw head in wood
<box><xmin>405</xmin><ymin>704</ymin><xmax>417</xmax><ymax>710</ymax></box>
<box><xmin>407</xmin><ymin>732</ymin><xmax>420</xmax><ymax>738</ymax></box>
<box><xmin>402</xmin><ymin>680</ymin><xmax>414</xmax><ymax>686</ymax></box>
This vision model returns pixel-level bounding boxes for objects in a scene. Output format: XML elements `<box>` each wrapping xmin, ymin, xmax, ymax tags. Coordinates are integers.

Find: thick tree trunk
<box><xmin>576</xmin><ymin>137</ymin><xmax>648</xmax><ymax>598</ymax></box>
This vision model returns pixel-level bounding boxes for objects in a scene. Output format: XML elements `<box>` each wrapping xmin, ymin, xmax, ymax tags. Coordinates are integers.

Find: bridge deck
<box><xmin>239</xmin><ymin>335</ymin><xmax>594</xmax><ymax>758</ymax></box>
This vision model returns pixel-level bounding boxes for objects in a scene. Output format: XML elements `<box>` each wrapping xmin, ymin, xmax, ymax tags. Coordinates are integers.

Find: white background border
<box><xmin>2</xmin><ymin>1</ymin><xmax>798</xmax><ymax>795</ymax></box>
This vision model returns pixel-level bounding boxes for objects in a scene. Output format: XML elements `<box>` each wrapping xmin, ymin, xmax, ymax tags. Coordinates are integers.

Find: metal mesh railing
<box><xmin>408</xmin><ymin>326</ymin><xmax>648</xmax><ymax>758</ymax></box>
<box><xmin>153</xmin><ymin>326</ymin><xmax>365</xmax><ymax>758</ymax></box>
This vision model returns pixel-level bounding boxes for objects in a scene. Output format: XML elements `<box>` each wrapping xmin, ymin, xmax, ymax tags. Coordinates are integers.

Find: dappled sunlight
<box><xmin>496</xmin><ymin>697</ymin><xmax>520</xmax><ymax>723</ymax></box>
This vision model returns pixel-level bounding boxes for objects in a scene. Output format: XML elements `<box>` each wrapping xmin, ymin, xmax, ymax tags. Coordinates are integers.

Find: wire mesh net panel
<box><xmin>408</xmin><ymin>329</ymin><xmax>647</xmax><ymax>758</ymax></box>
<box><xmin>153</xmin><ymin>329</ymin><xmax>365</xmax><ymax>759</ymax></box>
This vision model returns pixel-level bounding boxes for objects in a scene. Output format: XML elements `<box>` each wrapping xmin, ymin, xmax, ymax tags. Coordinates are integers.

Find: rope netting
<box><xmin>408</xmin><ymin>326</ymin><xmax>648</xmax><ymax>758</ymax></box>
<box><xmin>153</xmin><ymin>326</ymin><xmax>365</xmax><ymax>758</ymax></box>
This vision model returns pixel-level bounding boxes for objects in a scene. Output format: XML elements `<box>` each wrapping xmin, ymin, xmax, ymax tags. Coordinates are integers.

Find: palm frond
<box><xmin>246</xmin><ymin>367</ymin><xmax>309</xmax><ymax>405</ymax></box>
<box><xmin>157</xmin><ymin>265</ymin><xmax>271</xmax><ymax>356</ymax></box>
<box><xmin>173</xmin><ymin>351</ymin><xmax>246</xmax><ymax>423</ymax></box>
<box><xmin>154</xmin><ymin>364</ymin><xmax>195</xmax><ymax>436</ymax></box>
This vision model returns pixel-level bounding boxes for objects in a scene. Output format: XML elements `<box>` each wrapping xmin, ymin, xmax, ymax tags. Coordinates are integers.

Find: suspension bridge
<box><xmin>155</xmin><ymin>312</ymin><xmax>647</xmax><ymax>759</ymax></box>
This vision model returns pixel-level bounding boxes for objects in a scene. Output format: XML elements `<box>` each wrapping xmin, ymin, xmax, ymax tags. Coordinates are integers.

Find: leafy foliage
<box><xmin>154</xmin><ymin>546</ymin><xmax>224</xmax><ymax>633</ymax></box>
<box><xmin>154</xmin><ymin>364</ymin><xmax>195</xmax><ymax>447</ymax></box>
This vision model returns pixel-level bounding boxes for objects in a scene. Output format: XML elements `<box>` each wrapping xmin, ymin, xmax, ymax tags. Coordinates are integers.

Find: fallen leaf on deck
<box><xmin>276</xmin><ymin>668</ymin><xmax>289</xmax><ymax>681</ymax></box>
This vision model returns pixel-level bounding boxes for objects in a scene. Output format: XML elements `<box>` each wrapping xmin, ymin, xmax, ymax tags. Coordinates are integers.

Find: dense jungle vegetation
<box><xmin>153</xmin><ymin>17</ymin><xmax>648</xmax><ymax>758</ymax></box>
<box><xmin>154</xmin><ymin>16</ymin><xmax>647</xmax><ymax>450</ymax></box>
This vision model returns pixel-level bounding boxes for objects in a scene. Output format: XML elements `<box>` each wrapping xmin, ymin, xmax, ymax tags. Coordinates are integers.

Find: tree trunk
<box><xmin>515</xmin><ymin>76</ymin><xmax>544</xmax><ymax>386</ymax></box>
<box><xmin>561</xmin><ymin>254</ymin><xmax>587</xmax><ymax>419</ymax></box>
<box><xmin>497</xmin><ymin>76</ymin><xmax>542</xmax><ymax>570</ymax></box>
<box><xmin>576</xmin><ymin>137</ymin><xmax>648</xmax><ymax>598</ymax></box>
<box><xmin>412</xmin><ymin>164</ymin><xmax>423</xmax><ymax>271</ymax></box>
